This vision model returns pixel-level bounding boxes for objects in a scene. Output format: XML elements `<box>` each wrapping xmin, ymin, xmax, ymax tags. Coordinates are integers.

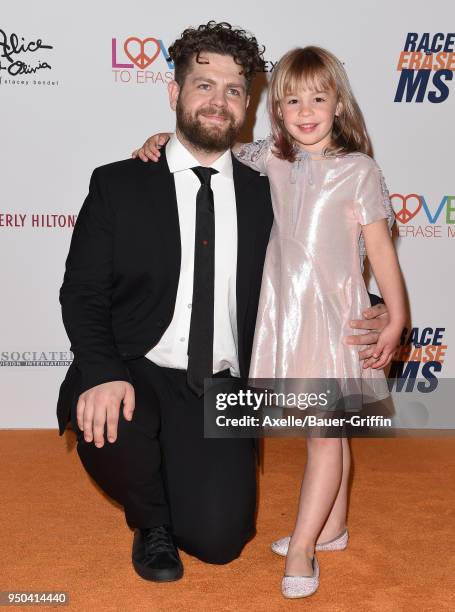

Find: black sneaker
<box><xmin>132</xmin><ymin>525</ymin><xmax>183</xmax><ymax>582</ymax></box>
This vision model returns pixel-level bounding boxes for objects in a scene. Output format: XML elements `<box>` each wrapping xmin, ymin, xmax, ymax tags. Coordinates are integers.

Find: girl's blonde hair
<box><xmin>268</xmin><ymin>46</ymin><xmax>372</xmax><ymax>161</ymax></box>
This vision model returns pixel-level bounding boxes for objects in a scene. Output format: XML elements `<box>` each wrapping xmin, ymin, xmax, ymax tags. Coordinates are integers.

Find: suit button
<box><xmin>120</xmin><ymin>352</ymin><xmax>129</xmax><ymax>357</ymax></box>
<box><xmin>156</xmin><ymin>319</ymin><xmax>166</xmax><ymax>328</ymax></box>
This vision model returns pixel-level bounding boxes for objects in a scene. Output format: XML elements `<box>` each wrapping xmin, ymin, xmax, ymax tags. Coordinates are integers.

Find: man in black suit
<box><xmin>57</xmin><ymin>22</ymin><xmax>389</xmax><ymax>582</ymax></box>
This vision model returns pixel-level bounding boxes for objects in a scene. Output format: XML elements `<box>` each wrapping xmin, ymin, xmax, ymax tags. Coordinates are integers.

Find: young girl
<box><xmin>135</xmin><ymin>47</ymin><xmax>406</xmax><ymax>599</ymax></box>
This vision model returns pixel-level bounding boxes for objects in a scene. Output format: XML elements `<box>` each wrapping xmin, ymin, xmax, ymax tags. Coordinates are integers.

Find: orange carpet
<box><xmin>1</xmin><ymin>431</ymin><xmax>455</xmax><ymax>611</ymax></box>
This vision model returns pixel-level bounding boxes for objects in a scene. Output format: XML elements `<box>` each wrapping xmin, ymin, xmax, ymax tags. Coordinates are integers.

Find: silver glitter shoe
<box><xmin>272</xmin><ymin>528</ymin><xmax>348</xmax><ymax>556</ymax></box>
<box><xmin>282</xmin><ymin>555</ymin><xmax>319</xmax><ymax>598</ymax></box>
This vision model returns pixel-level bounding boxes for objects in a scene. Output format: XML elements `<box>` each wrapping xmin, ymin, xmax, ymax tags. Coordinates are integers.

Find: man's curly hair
<box><xmin>168</xmin><ymin>21</ymin><xmax>266</xmax><ymax>92</ymax></box>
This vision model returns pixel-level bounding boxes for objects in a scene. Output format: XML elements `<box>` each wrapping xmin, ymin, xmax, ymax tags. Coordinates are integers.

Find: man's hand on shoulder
<box><xmin>76</xmin><ymin>380</ymin><xmax>135</xmax><ymax>448</ymax></box>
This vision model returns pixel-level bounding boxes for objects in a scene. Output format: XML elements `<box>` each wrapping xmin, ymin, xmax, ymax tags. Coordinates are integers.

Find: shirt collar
<box><xmin>166</xmin><ymin>133</ymin><xmax>233</xmax><ymax>179</ymax></box>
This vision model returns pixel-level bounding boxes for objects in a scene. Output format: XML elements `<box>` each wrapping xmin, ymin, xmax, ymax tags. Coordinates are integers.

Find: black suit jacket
<box><xmin>56</xmin><ymin>152</ymin><xmax>274</xmax><ymax>434</ymax></box>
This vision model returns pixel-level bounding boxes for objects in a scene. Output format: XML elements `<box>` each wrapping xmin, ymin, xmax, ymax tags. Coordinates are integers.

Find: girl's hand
<box><xmin>368</xmin><ymin>323</ymin><xmax>402</xmax><ymax>369</ymax></box>
<box><xmin>132</xmin><ymin>133</ymin><xmax>172</xmax><ymax>163</ymax></box>
<box><xmin>346</xmin><ymin>302</ymin><xmax>389</xmax><ymax>369</ymax></box>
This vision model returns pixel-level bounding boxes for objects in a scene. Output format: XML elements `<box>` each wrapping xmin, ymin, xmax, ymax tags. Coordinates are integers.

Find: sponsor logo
<box><xmin>111</xmin><ymin>35</ymin><xmax>277</xmax><ymax>84</ymax></box>
<box><xmin>0</xmin><ymin>213</ymin><xmax>77</xmax><ymax>229</ymax></box>
<box><xmin>0</xmin><ymin>351</ymin><xmax>73</xmax><ymax>367</ymax></box>
<box><xmin>390</xmin><ymin>193</ymin><xmax>455</xmax><ymax>238</ymax></box>
<box><xmin>261</xmin><ymin>60</ymin><xmax>278</xmax><ymax>73</ymax></box>
<box><xmin>0</xmin><ymin>27</ymin><xmax>59</xmax><ymax>86</ymax></box>
<box><xmin>111</xmin><ymin>35</ymin><xmax>174</xmax><ymax>85</ymax></box>
<box><xmin>394</xmin><ymin>32</ymin><xmax>454</xmax><ymax>102</ymax></box>
<box><xmin>389</xmin><ymin>327</ymin><xmax>448</xmax><ymax>391</ymax></box>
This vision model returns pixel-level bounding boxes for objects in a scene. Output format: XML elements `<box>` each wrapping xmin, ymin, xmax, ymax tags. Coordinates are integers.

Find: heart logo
<box><xmin>124</xmin><ymin>37</ymin><xmax>161</xmax><ymax>69</ymax></box>
<box><xmin>390</xmin><ymin>193</ymin><xmax>422</xmax><ymax>224</ymax></box>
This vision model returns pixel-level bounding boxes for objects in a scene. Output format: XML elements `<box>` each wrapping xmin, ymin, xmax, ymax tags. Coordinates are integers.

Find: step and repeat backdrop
<box><xmin>1</xmin><ymin>1</ymin><xmax>453</xmax><ymax>427</ymax></box>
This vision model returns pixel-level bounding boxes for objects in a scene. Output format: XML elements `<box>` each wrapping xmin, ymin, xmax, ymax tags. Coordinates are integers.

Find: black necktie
<box><xmin>187</xmin><ymin>166</ymin><xmax>218</xmax><ymax>396</ymax></box>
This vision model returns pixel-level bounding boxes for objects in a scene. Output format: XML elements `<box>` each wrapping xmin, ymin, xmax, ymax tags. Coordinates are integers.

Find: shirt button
<box><xmin>187</xmin><ymin>303</ymin><xmax>192</xmax><ymax>309</ymax></box>
<box><xmin>180</xmin><ymin>337</ymin><xmax>185</xmax><ymax>342</ymax></box>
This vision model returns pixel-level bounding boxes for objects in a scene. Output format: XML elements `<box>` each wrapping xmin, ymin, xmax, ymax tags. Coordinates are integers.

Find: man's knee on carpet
<box><xmin>175</xmin><ymin>524</ymin><xmax>254</xmax><ymax>564</ymax></box>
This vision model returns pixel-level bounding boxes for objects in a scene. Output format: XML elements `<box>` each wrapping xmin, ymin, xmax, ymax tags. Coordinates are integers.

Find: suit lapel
<box><xmin>232</xmin><ymin>155</ymin><xmax>260</xmax><ymax>369</ymax></box>
<box><xmin>144</xmin><ymin>149</ymin><xmax>181</xmax><ymax>286</ymax></box>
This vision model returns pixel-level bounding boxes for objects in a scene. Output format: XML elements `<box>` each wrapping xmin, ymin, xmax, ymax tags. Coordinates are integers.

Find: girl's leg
<box><xmin>285</xmin><ymin>437</ymin><xmax>343</xmax><ymax>576</ymax></box>
<box><xmin>316</xmin><ymin>436</ymin><xmax>350</xmax><ymax>543</ymax></box>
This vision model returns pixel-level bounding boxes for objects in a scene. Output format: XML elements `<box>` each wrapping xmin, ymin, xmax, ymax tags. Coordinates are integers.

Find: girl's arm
<box><xmin>132</xmin><ymin>133</ymin><xmax>172</xmax><ymax>162</ymax></box>
<box><xmin>232</xmin><ymin>137</ymin><xmax>274</xmax><ymax>174</ymax></box>
<box><xmin>362</xmin><ymin>219</ymin><xmax>407</xmax><ymax>369</ymax></box>
<box><xmin>132</xmin><ymin>133</ymin><xmax>274</xmax><ymax>174</ymax></box>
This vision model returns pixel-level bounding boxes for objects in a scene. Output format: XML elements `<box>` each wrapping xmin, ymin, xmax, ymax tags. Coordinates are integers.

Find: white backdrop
<box><xmin>1</xmin><ymin>0</ymin><xmax>453</xmax><ymax>427</ymax></box>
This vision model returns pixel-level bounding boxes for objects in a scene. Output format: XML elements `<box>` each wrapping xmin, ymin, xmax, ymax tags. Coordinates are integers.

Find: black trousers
<box><xmin>70</xmin><ymin>357</ymin><xmax>257</xmax><ymax>564</ymax></box>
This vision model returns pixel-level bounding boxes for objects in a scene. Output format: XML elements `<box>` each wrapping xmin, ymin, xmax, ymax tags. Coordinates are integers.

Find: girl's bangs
<box><xmin>277</xmin><ymin>54</ymin><xmax>336</xmax><ymax>98</ymax></box>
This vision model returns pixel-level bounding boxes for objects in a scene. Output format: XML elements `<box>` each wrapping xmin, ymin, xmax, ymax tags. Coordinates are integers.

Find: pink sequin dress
<box><xmin>236</xmin><ymin>138</ymin><xmax>395</xmax><ymax>401</ymax></box>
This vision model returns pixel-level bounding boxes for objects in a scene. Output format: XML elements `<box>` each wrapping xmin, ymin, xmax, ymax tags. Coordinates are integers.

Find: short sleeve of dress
<box><xmin>354</xmin><ymin>157</ymin><xmax>395</xmax><ymax>230</ymax></box>
<box><xmin>234</xmin><ymin>135</ymin><xmax>274</xmax><ymax>175</ymax></box>
<box><xmin>355</xmin><ymin>156</ymin><xmax>395</xmax><ymax>262</ymax></box>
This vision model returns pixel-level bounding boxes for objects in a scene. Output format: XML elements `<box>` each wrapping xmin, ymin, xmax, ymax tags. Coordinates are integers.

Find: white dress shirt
<box><xmin>146</xmin><ymin>134</ymin><xmax>239</xmax><ymax>376</ymax></box>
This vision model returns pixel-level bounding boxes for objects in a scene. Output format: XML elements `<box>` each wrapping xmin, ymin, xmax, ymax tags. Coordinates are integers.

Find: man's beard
<box><xmin>176</xmin><ymin>101</ymin><xmax>242</xmax><ymax>152</ymax></box>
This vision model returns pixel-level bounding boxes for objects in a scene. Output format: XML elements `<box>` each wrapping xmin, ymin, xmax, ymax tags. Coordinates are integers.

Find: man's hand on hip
<box><xmin>76</xmin><ymin>381</ymin><xmax>135</xmax><ymax>448</ymax></box>
<box><xmin>344</xmin><ymin>303</ymin><xmax>390</xmax><ymax>369</ymax></box>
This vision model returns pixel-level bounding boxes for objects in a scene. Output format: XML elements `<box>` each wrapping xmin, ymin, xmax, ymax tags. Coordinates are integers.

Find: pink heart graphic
<box><xmin>390</xmin><ymin>193</ymin><xmax>422</xmax><ymax>224</ymax></box>
<box><xmin>124</xmin><ymin>37</ymin><xmax>161</xmax><ymax>69</ymax></box>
